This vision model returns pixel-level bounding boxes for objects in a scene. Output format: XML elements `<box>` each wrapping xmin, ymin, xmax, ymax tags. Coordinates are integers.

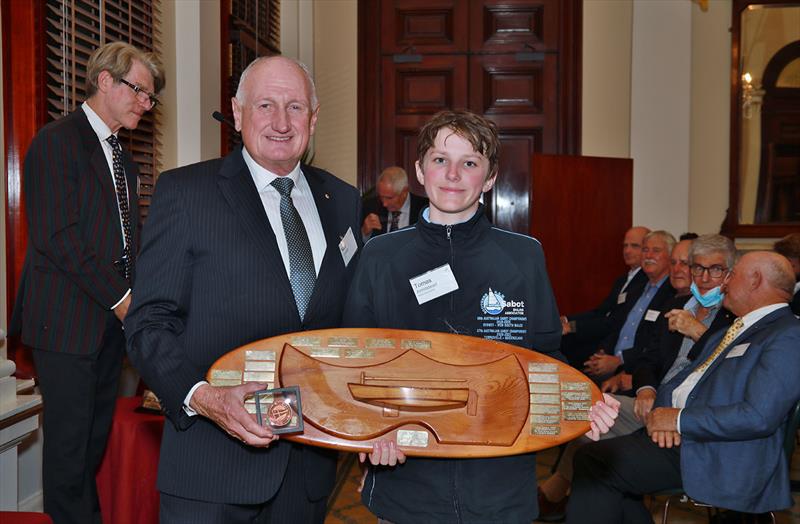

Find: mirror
<box><xmin>723</xmin><ymin>1</ymin><xmax>800</xmax><ymax>237</ymax></box>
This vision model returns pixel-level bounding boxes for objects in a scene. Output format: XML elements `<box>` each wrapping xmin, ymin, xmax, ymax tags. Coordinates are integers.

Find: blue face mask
<box><xmin>690</xmin><ymin>282</ymin><xmax>724</xmax><ymax>308</ymax></box>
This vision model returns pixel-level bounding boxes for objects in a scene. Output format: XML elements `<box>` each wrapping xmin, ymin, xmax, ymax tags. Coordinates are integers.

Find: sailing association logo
<box><xmin>480</xmin><ymin>288</ymin><xmax>506</xmax><ymax>315</ymax></box>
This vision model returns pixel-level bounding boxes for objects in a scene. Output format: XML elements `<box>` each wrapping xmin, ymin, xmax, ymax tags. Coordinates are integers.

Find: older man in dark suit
<box><xmin>125</xmin><ymin>56</ymin><xmax>361</xmax><ymax>523</ymax></box>
<box><xmin>361</xmin><ymin>166</ymin><xmax>427</xmax><ymax>239</ymax></box>
<box><xmin>11</xmin><ymin>42</ymin><xmax>164</xmax><ymax>524</ymax></box>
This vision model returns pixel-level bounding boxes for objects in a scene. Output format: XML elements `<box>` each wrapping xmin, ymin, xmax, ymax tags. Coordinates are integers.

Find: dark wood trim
<box><xmin>3</xmin><ymin>0</ymin><xmax>46</xmax><ymax>328</ymax></box>
<box><xmin>559</xmin><ymin>0</ymin><xmax>581</xmax><ymax>155</ymax></box>
<box><xmin>0</xmin><ymin>402</ymin><xmax>43</xmax><ymax>431</ymax></box>
<box><xmin>357</xmin><ymin>0</ymin><xmax>381</xmax><ymax>195</ymax></box>
<box><xmin>220</xmin><ymin>0</ymin><xmax>231</xmax><ymax>156</ymax></box>
<box><xmin>721</xmin><ymin>0</ymin><xmax>799</xmax><ymax>238</ymax></box>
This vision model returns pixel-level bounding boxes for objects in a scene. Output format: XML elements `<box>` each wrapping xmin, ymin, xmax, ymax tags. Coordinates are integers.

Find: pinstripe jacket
<box><xmin>14</xmin><ymin>108</ymin><xmax>137</xmax><ymax>354</ymax></box>
<box><xmin>125</xmin><ymin>148</ymin><xmax>362</xmax><ymax>504</ymax></box>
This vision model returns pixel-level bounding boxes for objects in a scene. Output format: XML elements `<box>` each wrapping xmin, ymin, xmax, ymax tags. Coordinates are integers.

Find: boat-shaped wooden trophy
<box><xmin>207</xmin><ymin>328</ymin><xmax>601</xmax><ymax>458</ymax></box>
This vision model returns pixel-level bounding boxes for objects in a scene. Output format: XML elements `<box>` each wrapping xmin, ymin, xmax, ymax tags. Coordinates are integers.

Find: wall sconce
<box><xmin>741</xmin><ymin>72</ymin><xmax>764</xmax><ymax>119</ymax></box>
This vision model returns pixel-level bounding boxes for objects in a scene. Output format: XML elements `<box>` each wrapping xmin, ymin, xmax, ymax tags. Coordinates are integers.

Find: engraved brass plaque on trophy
<box><xmin>208</xmin><ymin>328</ymin><xmax>601</xmax><ymax>458</ymax></box>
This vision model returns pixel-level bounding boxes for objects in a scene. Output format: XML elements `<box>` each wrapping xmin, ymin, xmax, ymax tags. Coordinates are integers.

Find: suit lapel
<box><xmin>217</xmin><ymin>150</ymin><xmax>294</xmax><ymax>300</ymax></box>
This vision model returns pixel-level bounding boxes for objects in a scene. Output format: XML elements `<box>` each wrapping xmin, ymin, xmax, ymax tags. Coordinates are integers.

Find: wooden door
<box><xmin>359</xmin><ymin>0</ymin><xmax>581</xmax><ymax>232</ymax></box>
<box><xmin>530</xmin><ymin>155</ymin><xmax>633</xmax><ymax>317</ymax></box>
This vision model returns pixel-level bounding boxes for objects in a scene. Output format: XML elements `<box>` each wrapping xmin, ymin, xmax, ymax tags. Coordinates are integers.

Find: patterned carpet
<box><xmin>325</xmin><ymin>446</ymin><xmax>800</xmax><ymax>524</ymax></box>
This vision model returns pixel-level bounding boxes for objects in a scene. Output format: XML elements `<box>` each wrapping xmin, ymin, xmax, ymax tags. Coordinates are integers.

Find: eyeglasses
<box><xmin>690</xmin><ymin>263</ymin><xmax>728</xmax><ymax>278</ymax></box>
<box><xmin>119</xmin><ymin>78</ymin><xmax>159</xmax><ymax>109</ymax></box>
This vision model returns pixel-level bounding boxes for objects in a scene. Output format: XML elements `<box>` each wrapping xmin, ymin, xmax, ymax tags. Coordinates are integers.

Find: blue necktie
<box><xmin>271</xmin><ymin>177</ymin><xmax>315</xmax><ymax>320</ymax></box>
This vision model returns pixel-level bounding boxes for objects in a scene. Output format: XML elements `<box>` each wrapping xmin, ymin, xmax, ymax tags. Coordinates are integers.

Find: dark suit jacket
<box><xmin>566</xmin><ymin>269</ymin><xmax>648</xmax><ymax>344</ymax></box>
<box><xmin>655</xmin><ymin>307</ymin><xmax>800</xmax><ymax>513</ymax></box>
<box><xmin>598</xmin><ymin>277</ymin><xmax>676</xmax><ymax>371</ymax></box>
<box><xmin>125</xmin><ymin>148</ymin><xmax>361</xmax><ymax>505</ymax></box>
<box><xmin>632</xmin><ymin>295</ymin><xmax>734</xmax><ymax>391</ymax></box>
<box><xmin>361</xmin><ymin>191</ymin><xmax>427</xmax><ymax>237</ymax></box>
<box><xmin>791</xmin><ymin>288</ymin><xmax>800</xmax><ymax>316</ymax></box>
<box><xmin>13</xmin><ymin>108</ymin><xmax>137</xmax><ymax>354</ymax></box>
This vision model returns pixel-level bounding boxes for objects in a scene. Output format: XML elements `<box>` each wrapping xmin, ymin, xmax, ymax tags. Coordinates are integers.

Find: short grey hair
<box><xmin>235</xmin><ymin>56</ymin><xmax>318</xmax><ymax>109</ymax></box>
<box><xmin>643</xmin><ymin>230</ymin><xmax>676</xmax><ymax>253</ymax></box>
<box><xmin>688</xmin><ymin>234</ymin><xmax>737</xmax><ymax>268</ymax></box>
<box><xmin>378</xmin><ymin>166</ymin><xmax>409</xmax><ymax>193</ymax></box>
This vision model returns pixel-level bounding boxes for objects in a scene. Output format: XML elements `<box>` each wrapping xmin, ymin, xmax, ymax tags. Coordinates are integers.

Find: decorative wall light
<box><xmin>741</xmin><ymin>72</ymin><xmax>765</xmax><ymax>119</ymax></box>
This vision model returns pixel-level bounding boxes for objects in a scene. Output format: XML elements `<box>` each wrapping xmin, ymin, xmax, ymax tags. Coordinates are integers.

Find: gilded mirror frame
<box><xmin>722</xmin><ymin>0</ymin><xmax>800</xmax><ymax>238</ymax></box>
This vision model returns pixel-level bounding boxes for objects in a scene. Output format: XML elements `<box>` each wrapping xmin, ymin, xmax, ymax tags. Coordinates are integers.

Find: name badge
<box><xmin>725</xmin><ymin>343</ymin><xmax>750</xmax><ymax>359</ymax></box>
<box><xmin>409</xmin><ymin>264</ymin><xmax>459</xmax><ymax>305</ymax></box>
<box><xmin>338</xmin><ymin>227</ymin><xmax>358</xmax><ymax>267</ymax></box>
<box><xmin>644</xmin><ymin>309</ymin><xmax>660</xmax><ymax>322</ymax></box>
<box><xmin>617</xmin><ymin>292</ymin><xmax>627</xmax><ymax>304</ymax></box>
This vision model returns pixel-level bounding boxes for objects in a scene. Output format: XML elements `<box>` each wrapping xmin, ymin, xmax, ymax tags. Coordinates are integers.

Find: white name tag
<box><xmin>725</xmin><ymin>343</ymin><xmax>750</xmax><ymax>359</ymax></box>
<box><xmin>338</xmin><ymin>227</ymin><xmax>358</xmax><ymax>267</ymax></box>
<box><xmin>644</xmin><ymin>309</ymin><xmax>660</xmax><ymax>322</ymax></box>
<box><xmin>617</xmin><ymin>292</ymin><xmax>627</xmax><ymax>304</ymax></box>
<box><xmin>409</xmin><ymin>264</ymin><xmax>459</xmax><ymax>305</ymax></box>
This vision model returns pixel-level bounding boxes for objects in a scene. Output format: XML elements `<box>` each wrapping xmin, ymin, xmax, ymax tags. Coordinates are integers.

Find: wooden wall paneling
<box><xmin>468</xmin><ymin>0</ymin><xmax>559</xmax><ymax>52</ymax></box>
<box><xmin>380</xmin><ymin>0</ymin><xmax>468</xmax><ymax>54</ymax></box>
<box><xmin>530</xmin><ymin>155</ymin><xmax>632</xmax><ymax>317</ymax></box>
<box><xmin>381</xmin><ymin>55</ymin><xmax>468</xmax><ymax>196</ymax></box>
<box><xmin>358</xmin><ymin>0</ymin><xmax>382</xmax><ymax>194</ymax></box>
<box><xmin>3</xmin><ymin>0</ymin><xmax>45</xmax><ymax>368</ymax></box>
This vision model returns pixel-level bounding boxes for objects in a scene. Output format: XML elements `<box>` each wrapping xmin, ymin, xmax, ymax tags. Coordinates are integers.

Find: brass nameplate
<box><xmin>401</xmin><ymin>339</ymin><xmax>432</xmax><ymax>350</ymax></box>
<box><xmin>529</xmin><ymin>373</ymin><xmax>559</xmax><ymax>384</ymax></box>
<box><xmin>244</xmin><ymin>361</ymin><xmax>276</xmax><ymax>372</ymax></box>
<box><xmin>309</xmin><ymin>348</ymin><xmax>341</xmax><ymax>358</ymax></box>
<box><xmin>563</xmin><ymin>411</ymin><xmax>591</xmax><ymax>421</ymax></box>
<box><xmin>532</xmin><ymin>425</ymin><xmax>561</xmax><ymax>436</ymax></box>
<box><xmin>561</xmin><ymin>382</ymin><xmax>590</xmax><ymax>391</ymax></box>
<box><xmin>210</xmin><ymin>370</ymin><xmax>242</xmax><ymax>380</ymax></box>
<box><xmin>531</xmin><ymin>414</ymin><xmax>560</xmax><ymax>424</ymax></box>
<box><xmin>210</xmin><ymin>378</ymin><xmax>242</xmax><ymax>387</ymax></box>
<box><xmin>530</xmin><ymin>394</ymin><xmax>560</xmax><ymax>405</ymax></box>
<box><xmin>397</xmin><ymin>429</ymin><xmax>429</xmax><ymax>447</ymax></box>
<box><xmin>290</xmin><ymin>336</ymin><xmax>321</xmax><ymax>347</ymax></box>
<box><xmin>344</xmin><ymin>348</ymin><xmax>376</xmax><ymax>359</ymax></box>
<box><xmin>328</xmin><ymin>336</ymin><xmax>359</xmax><ymax>348</ymax></box>
<box><xmin>366</xmin><ymin>338</ymin><xmax>396</xmax><ymax>349</ymax></box>
<box><xmin>244</xmin><ymin>371</ymin><xmax>274</xmax><ymax>382</ymax></box>
<box><xmin>246</xmin><ymin>350</ymin><xmax>277</xmax><ymax>360</ymax></box>
<box><xmin>529</xmin><ymin>383</ymin><xmax>560</xmax><ymax>394</ymax></box>
<box><xmin>531</xmin><ymin>404</ymin><xmax>560</xmax><ymax>414</ymax></box>
<box><xmin>562</xmin><ymin>401</ymin><xmax>591</xmax><ymax>411</ymax></box>
<box><xmin>529</xmin><ymin>363</ymin><xmax>558</xmax><ymax>373</ymax></box>
<box><xmin>561</xmin><ymin>391</ymin><xmax>591</xmax><ymax>401</ymax></box>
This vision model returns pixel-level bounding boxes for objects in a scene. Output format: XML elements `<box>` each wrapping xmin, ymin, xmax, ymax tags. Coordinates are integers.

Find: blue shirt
<box><xmin>614</xmin><ymin>275</ymin><xmax>668</xmax><ymax>359</ymax></box>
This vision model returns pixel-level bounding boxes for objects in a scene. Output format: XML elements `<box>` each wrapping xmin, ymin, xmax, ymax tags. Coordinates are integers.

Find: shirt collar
<box><xmin>628</xmin><ymin>266</ymin><xmax>641</xmax><ymax>278</ymax></box>
<box><xmin>648</xmin><ymin>275</ymin><xmax>668</xmax><ymax>289</ymax></box>
<box><xmin>740</xmin><ymin>303</ymin><xmax>789</xmax><ymax>331</ymax></box>
<box><xmin>241</xmin><ymin>147</ymin><xmax>301</xmax><ymax>191</ymax></box>
<box><xmin>82</xmin><ymin>101</ymin><xmax>115</xmax><ymax>143</ymax></box>
<box><xmin>399</xmin><ymin>191</ymin><xmax>411</xmax><ymax>215</ymax></box>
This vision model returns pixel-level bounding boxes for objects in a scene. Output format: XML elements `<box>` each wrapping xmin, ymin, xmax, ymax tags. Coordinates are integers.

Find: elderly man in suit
<box><xmin>361</xmin><ymin>166</ymin><xmax>427</xmax><ymax>239</ymax></box>
<box><xmin>11</xmin><ymin>42</ymin><xmax>164</xmax><ymax>524</ymax></box>
<box><xmin>773</xmin><ymin>232</ymin><xmax>800</xmax><ymax>315</ymax></box>
<box><xmin>125</xmin><ymin>56</ymin><xmax>361</xmax><ymax>523</ymax></box>
<box><xmin>565</xmin><ymin>251</ymin><xmax>800</xmax><ymax>523</ymax></box>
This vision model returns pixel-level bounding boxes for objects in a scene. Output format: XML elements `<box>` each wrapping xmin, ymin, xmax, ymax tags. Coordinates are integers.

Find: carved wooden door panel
<box><xmin>365</xmin><ymin>0</ymin><xmax>578</xmax><ymax>233</ymax></box>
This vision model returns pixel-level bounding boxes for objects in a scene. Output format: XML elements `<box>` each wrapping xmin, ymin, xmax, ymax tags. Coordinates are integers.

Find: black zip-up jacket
<box><xmin>343</xmin><ymin>205</ymin><xmax>562</xmax><ymax>524</ymax></box>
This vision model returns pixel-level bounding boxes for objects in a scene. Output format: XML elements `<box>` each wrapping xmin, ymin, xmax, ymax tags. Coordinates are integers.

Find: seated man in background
<box><xmin>538</xmin><ymin>235</ymin><xmax>692</xmax><ymax>518</ymax></box>
<box><xmin>566</xmin><ymin>251</ymin><xmax>800</xmax><ymax>523</ymax></box>
<box><xmin>583</xmin><ymin>231</ymin><xmax>676</xmax><ymax>380</ymax></box>
<box><xmin>361</xmin><ymin>165</ymin><xmax>428</xmax><ymax>239</ymax></box>
<box><xmin>773</xmin><ymin>232</ymin><xmax>800</xmax><ymax>315</ymax></box>
<box><xmin>560</xmin><ymin>226</ymin><xmax>650</xmax><ymax>368</ymax></box>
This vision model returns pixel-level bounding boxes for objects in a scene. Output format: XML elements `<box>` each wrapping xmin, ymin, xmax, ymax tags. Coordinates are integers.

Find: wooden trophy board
<box><xmin>207</xmin><ymin>328</ymin><xmax>602</xmax><ymax>458</ymax></box>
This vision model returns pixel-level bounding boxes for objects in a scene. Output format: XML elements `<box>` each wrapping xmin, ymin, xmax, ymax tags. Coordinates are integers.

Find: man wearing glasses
<box><xmin>11</xmin><ymin>42</ymin><xmax>164</xmax><ymax>523</ymax></box>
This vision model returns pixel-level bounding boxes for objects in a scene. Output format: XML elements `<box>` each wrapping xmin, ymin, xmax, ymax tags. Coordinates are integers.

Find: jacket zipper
<box><xmin>447</xmin><ymin>225</ymin><xmax>454</xmax><ymax>314</ymax></box>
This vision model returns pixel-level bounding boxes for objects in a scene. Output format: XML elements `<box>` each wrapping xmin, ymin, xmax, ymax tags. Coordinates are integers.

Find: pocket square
<box><xmin>725</xmin><ymin>343</ymin><xmax>750</xmax><ymax>359</ymax></box>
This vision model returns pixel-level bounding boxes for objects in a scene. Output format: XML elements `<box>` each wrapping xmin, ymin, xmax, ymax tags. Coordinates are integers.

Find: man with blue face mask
<box><xmin>632</xmin><ymin>234</ymin><xmax>737</xmax><ymax>421</ymax></box>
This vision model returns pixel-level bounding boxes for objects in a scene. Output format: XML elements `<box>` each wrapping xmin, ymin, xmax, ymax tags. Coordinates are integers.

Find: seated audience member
<box><xmin>566</xmin><ymin>251</ymin><xmax>800</xmax><ymax>523</ymax></box>
<box><xmin>632</xmin><ymin>234</ymin><xmax>737</xmax><ymax>421</ymax></box>
<box><xmin>773</xmin><ymin>232</ymin><xmax>800</xmax><ymax>315</ymax></box>
<box><xmin>560</xmin><ymin>226</ymin><xmax>650</xmax><ymax>367</ymax></box>
<box><xmin>343</xmin><ymin>109</ymin><xmax>620</xmax><ymax>523</ymax></box>
<box><xmin>538</xmin><ymin>237</ymin><xmax>692</xmax><ymax>519</ymax></box>
<box><xmin>583</xmin><ymin>231</ymin><xmax>676</xmax><ymax>379</ymax></box>
<box><xmin>361</xmin><ymin>165</ymin><xmax>427</xmax><ymax>239</ymax></box>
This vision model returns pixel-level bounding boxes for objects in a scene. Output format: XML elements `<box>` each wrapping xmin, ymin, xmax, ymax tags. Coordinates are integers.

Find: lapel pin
<box><xmin>324</xmin><ymin>193</ymin><xmax>330</xmax><ymax>199</ymax></box>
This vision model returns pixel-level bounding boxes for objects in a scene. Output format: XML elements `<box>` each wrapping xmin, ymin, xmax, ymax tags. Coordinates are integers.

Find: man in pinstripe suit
<box><xmin>125</xmin><ymin>56</ymin><xmax>362</xmax><ymax>523</ymax></box>
<box><xmin>12</xmin><ymin>42</ymin><xmax>164</xmax><ymax>523</ymax></box>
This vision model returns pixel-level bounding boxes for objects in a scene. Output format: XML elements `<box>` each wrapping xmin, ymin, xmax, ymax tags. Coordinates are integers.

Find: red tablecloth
<box><xmin>97</xmin><ymin>396</ymin><xmax>164</xmax><ymax>524</ymax></box>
